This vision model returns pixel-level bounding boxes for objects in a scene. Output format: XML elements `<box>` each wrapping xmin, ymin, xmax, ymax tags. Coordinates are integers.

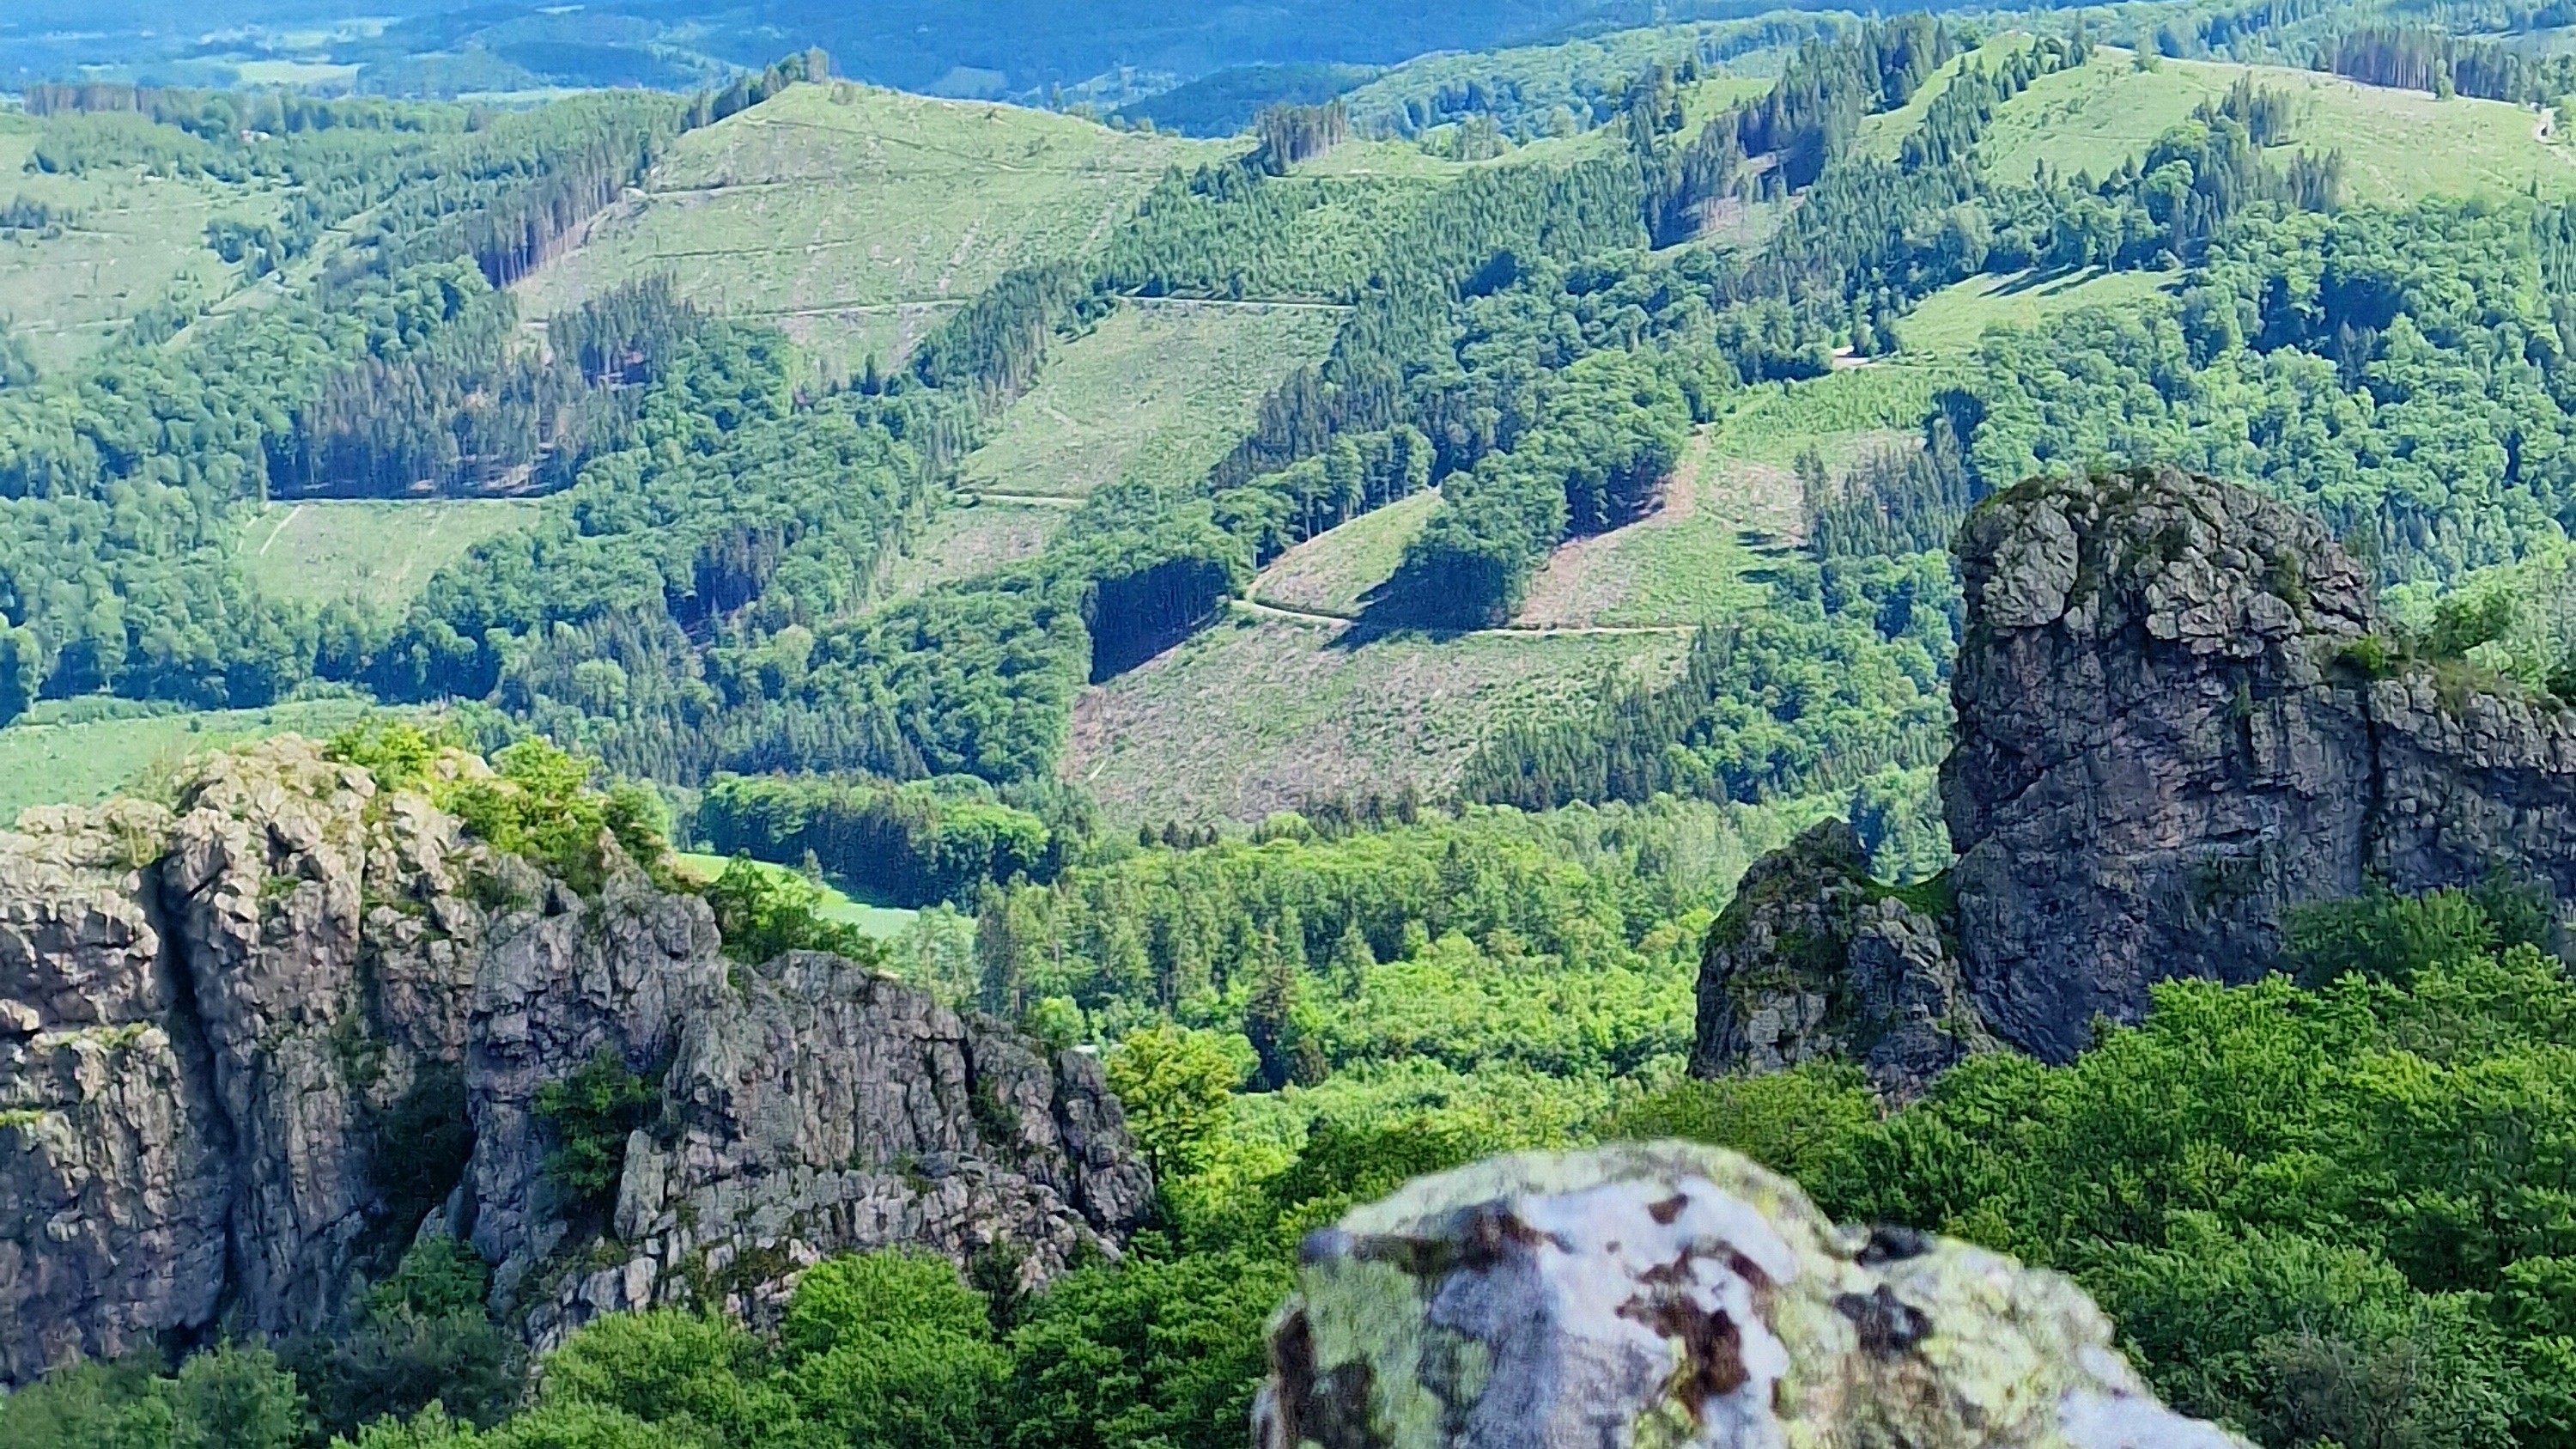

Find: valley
<box><xmin>11</xmin><ymin>8</ymin><xmax>2576</xmax><ymax>1446</ymax></box>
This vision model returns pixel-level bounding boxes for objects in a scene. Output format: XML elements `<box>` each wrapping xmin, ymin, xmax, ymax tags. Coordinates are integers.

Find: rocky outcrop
<box><xmin>0</xmin><ymin>737</ymin><xmax>1151</xmax><ymax>1382</ymax></box>
<box><xmin>527</xmin><ymin>951</ymin><xmax>1154</xmax><ymax>1345</ymax></box>
<box><xmin>1689</xmin><ymin>820</ymin><xmax>1990</xmax><ymax>1099</ymax></box>
<box><xmin>1256</xmin><ymin>1141</ymin><xmax>2245</xmax><ymax>1449</ymax></box>
<box><xmin>1941</xmin><ymin>466</ymin><xmax>2387</xmax><ymax>1061</ymax></box>
<box><xmin>1699</xmin><ymin>466</ymin><xmax>2576</xmax><ymax>1081</ymax></box>
<box><xmin>1943</xmin><ymin>466</ymin><xmax>2576</xmax><ymax>1060</ymax></box>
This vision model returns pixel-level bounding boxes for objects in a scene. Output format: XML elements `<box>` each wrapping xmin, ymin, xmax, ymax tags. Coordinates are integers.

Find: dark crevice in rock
<box><xmin>1834</xmin><ymin>1285</ymin><xmax>1931</xmax><ymax>1355</ymax></box>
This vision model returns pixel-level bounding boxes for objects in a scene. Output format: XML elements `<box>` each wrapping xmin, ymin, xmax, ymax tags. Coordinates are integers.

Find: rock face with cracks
<box><xmin>1699</xmin><ymin>466</ymin><xmax>2576</xmax><ymax>1081</ymax></box>
<box><xmin>1255</xmin><ymin>1142</ymin><xmax>2247</xmax><ymax>1449</ymax></box>
<box><xmin>0</xmin><ymin>736</ymin><xmax>1151</xmax><ymax>1382</ymax></box>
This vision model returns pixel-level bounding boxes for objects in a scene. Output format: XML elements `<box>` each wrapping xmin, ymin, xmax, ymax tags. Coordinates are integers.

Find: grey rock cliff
<box><xmin>0</xmin><ymin>737</ymin><xmax>1151</xmax><ymax>1381</ymax></box>
<box><xmin>1689</xmin><ymin>819</ymin><xmax>1990</xmax><ymax>1098</ymax></box>
<box><xmin>1257</xmin><ymin>1142</ymin><xmax>2246</xmax><ymax>1449</ymax></box>
<box><xmin>0</xmin><ymin>799</ymin><xmax>228</xmax><ymax>1383</ymax></box>
<box><xmin>1943</xmin><ymin>466</ymin><xmax>2385</xmax><ymax>1062</ymax></box>
<box><xmin>1701</xmin><ymin>466</ymin><xmax>2576</xmax><ymax>1081</ymax></box>
<box><xmin>552</xmin><ymin>953</ymin><xmax>1154</xmax><ymax>1344</ymax></box>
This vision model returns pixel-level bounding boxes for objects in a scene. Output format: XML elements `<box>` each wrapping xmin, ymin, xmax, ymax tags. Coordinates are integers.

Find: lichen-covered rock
<box><xmin>1257</xmin><ymin>1142</ymin><xmax>2245</xmax><ymax>1449</ymax></box>
<box><xmin>0</xmin><ymin>735</ymin><xmax>1154</xmax><ymax>1382</ymax></box>
<box><xmin>1690</xmin><ymin>821</ymin><xmax>1989</xmax><ymax>1098</ymax></box>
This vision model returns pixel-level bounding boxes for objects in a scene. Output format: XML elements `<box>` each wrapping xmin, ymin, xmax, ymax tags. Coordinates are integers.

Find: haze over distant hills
<box><xmin>3</xmin><ymin>0</ymin><xmax>1831</xmax><ymax>103</ymax></box>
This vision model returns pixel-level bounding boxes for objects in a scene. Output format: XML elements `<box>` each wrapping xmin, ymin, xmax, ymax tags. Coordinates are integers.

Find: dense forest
<box><xmin>27</xmin><ymin>0</ymin><xmax>2576</xmax><ymax>1444</ymax></box>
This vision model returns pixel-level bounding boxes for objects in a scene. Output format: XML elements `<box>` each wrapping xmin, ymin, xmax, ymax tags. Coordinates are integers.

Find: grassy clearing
<box><xmin>1899</xmin><ymin>266</ymin><xmax>2178</xmax><ymax>356</ymax></box>
<box><xmin>0</xmin><ymin>699</ymin><xmax>379</xmax><ymax>822</ymax></box>
<box><xmin>0</xmin><ymin>123</ymin><xmax>289</xmax><ymax>372</ymax></box>
<box><xmin>1518</xmin><ymin>428</ymin><xmax>1773</xmax><ymax>628</ymax></box>
<box><xmin>1678</xmin><ymin>74</ymin><xmax>1784</xmax><ymax>131</ymax></box>
<box><xmin>516</xmin><ymin>82</ymin><xmax>1222</xmax><ymax>344</ymax></box>
<box><xmin>959</xmin><ymin>300</ymin><xmax>1343</xmax><ymax>497</ymax></box>
<box><xmin>240</xmin><ymin>499</ymin><xmax>547</xmax><ymax>612</ymax></box>
<box><xmin>766</xmin><ymin>302</ymin><xmax>962</xmax><ymax>376</ymax></box>
<box><xmin>1251</xmin><ymin>489</ymin><xmax>1443</xmax><ymax>618</ymax></box>
<box><xmin>884</xmin><ymin>497</ymin><xmax>1066</xmax><ymax>599</ymax></box>
<box><xmin>1980</xmin><ymin>51</ymin><xmax>2569</xmax><ymax>205</ymax></box>
<box><xmin>1704</xmin><ymin>364</ymin><xmax>1947</xmax><ymax>466</ymax></box>
<box><xmin>1064</xmin><ymin>613</ymin><xmax>1689</xmax><ymax>825</ymax></box>
<box><xmin>671</xmin><ymin>850</ymin><xmax>919</xmax><ymax>938</ymax></box>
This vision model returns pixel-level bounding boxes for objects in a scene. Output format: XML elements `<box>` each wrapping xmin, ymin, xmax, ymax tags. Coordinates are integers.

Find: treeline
<box><xmin>1455</xmin><ymin>575</ymin><xmax>1953</xmax><ymax>813</ymax></box>
<box><xmin>21</xmin><ymin>82</ymin><xmax>457</xmax><ymax>137</ymax></box>
<box><xmin>0</xmin><ymin>198</ymin><xmax>70</xmax><ymax>234</ymax></box>
<box><xmin>363</xmin><ymin>94</ymin><xmax>689</xmax><ymax>288</ymax></box>
<box><xmin>695</xmin><ymin>772</ymin><xmax>1062</xmax><ymax>905</ymax></box>
<box><xmin>1207</xmin><ymin>425</ymin><xmax>1434</xmax><ymax>564</ymax></box>
<box><xmin>686</xmin><ymin>47</ymin><xmax>831</xmax><ymax>129</ymax></box>
<box><xmin>1737</xmin><ymin>18</ymin><xmax>1961</xmax><ymax>190</ymax></box>
<box><xmin>1803</xmin><ymin>407</ymin><xmax>1978</xmax><ymax>559</ymax></box>
<box><xmin>1899</xmin><ymin>36</ymin><xmax>2087</xmax><ymax>172</ymax></box>
<box><xmin>272</xmin><ymin>277</ymin><xmax>704</xmax><ymax>497</ymax></box>
<box><xmin>906</xmin><ymin>261</ymin><xmax>1111</xmax><ymax>403</ymax></box>
<box><xmin>1252</xmin><ymin>100</ymin><xmax>1351</xmax><ymax>172</ymax></box>
<box><xmin>1339</xmin><ymin>15</ymin><xmax>1841</xmax><ymax>142</ymax></box>
<box><xmin>967</xmin><ymin>798</ymin><xmax>1753</xmax><ymax>1080</ymax></box>
<box><xmin>1964</xmin><ymin>196</ymin><xmax>2576</xmax><ymax>584</ymax></box>
<box><xmin>1392</xmin><ymin>350</ymin><xmax>1703</xmax><ymax>625</ymax></box>
<box><xmin>2325</xmin><ymin>23</ymin><xmax>2576</xmax><ymax>101</ymax></box>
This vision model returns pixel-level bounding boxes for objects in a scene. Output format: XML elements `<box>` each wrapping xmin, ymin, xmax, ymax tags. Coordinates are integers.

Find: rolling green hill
<box><xmin>1979</xmin><ymin>50</ymin><xmax>2573</xmax><ymax>204</ymax></box>
<box><xmin>514</xmin><ymin>82</ymin><xmax>1226</xmax><ymax>363</ymax></box>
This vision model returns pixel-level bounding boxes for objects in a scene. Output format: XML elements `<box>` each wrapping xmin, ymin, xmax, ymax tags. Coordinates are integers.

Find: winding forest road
<box><xmin>1229</xmin><ymin>598</ymin><xmax>1700</xmax><ymax>638</ymax></box>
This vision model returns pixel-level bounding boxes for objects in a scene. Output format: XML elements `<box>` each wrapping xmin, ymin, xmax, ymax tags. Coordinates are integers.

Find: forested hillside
<box><xmin>22</xmin><ymin>1</ymin><xmax>2576</xmax><ymax>1444</ymax></box>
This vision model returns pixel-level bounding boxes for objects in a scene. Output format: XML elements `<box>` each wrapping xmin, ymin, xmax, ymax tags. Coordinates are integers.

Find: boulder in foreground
<box><xmin>1257</xmin><ymin>1141</ymin><xmax>2244</xmax><ymax>1449</ymax></box>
